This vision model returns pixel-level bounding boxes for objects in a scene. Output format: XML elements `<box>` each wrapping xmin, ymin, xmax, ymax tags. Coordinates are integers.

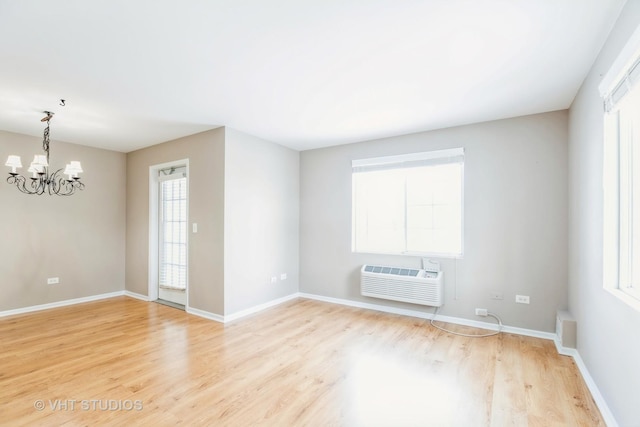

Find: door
<box><xmin>158</xmin><ymin>166</ymin><xmax>188</xmax><ymax>307</ymax></box>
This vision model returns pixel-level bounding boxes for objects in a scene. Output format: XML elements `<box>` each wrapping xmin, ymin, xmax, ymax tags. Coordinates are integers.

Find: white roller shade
<box><xmin>352</xmin><ymin>148</ymin><xmax>464</xmax><ymax>173</ymax></box>
<box><xmin>600</xmin><ymin>22</ymin><xmax>640</xmax><ymax>112</ymax></box>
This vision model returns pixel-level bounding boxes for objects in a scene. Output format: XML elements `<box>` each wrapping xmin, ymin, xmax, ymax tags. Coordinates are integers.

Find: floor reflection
<box><xmin>348</xmin><ymin>352</ymin><xmax>455</xmax><ymax>426</ymax></box>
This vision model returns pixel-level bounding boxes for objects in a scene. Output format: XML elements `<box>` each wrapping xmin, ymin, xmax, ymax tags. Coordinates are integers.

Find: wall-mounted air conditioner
<box><xmin>360</xmin><ymin>264</ymin><xmax>444</xmax><ymax>307</ymax></box>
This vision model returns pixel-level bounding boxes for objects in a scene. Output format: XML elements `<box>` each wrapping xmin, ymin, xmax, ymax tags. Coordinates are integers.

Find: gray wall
<box><xmin>0</xmin><ymin>130</ymin><xmax>126</xmax><ymax>310</ymax></box>
<box><xmin>126</xmin><ymin>128</ymin><xmax>226</xmax><ymax>315</ymax></box>
<box><xmin>125</xmin><ymin>126</ymin><xmax>300</xmax><ymax>317</ymax></box>
<box><xmin>300</xmin><ymin>111</ymin><xmax>568</xmax><ymax>332</ymax></box>
<box><xmin>568</xmin><ymin>1</ymin><xmax>640</xmax><ymax>425</ymax></box>
<box><xmin>224</xmin><ymin>128</ymin><xmax>299</xmax><ymax>315</ymax></box>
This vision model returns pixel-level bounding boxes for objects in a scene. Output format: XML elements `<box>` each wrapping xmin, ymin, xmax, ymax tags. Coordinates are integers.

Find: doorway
<box><xmin>149</xmin><ymin>160</ymin><xmax>189</xmax><ymax>310</ymax></box>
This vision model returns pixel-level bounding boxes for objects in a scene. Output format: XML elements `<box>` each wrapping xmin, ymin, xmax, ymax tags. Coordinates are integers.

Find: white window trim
<box><xmin>605</xmin><ymin>287</ymin><xmax>640</xmax><ymax>313</ymax></box>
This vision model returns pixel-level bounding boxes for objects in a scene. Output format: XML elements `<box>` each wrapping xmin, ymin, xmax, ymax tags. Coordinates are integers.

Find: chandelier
<box><xmin>5</xmin><ymin>111</ymin><xmax>84</xmax><ymax>196</ymax></box>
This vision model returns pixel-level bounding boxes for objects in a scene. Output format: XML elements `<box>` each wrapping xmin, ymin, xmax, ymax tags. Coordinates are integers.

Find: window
<box><xmin>601</xmin><ymin>28</ymin><xmax>640</xmax><ymax>306</ymax></box>
<box><xmin>159</xmin><ymin>167</ymin><xmax>188</xmax><ymax>290</ymax></box>
<box><xmin>352</xmin><ymin>148</ymin><xmax>464</xmax><ymax>257</ymax></box>
<box><xmin>615</xmin><ymin>87</ymin><xmax>640</xmax><ymax>301</ymax></box>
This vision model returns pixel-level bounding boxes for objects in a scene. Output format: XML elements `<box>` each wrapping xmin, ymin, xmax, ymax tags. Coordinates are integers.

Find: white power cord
<box><xmin>429</xmin><ymin>307</ymin><xmax>503</xmax><ymax>338</ymax></box>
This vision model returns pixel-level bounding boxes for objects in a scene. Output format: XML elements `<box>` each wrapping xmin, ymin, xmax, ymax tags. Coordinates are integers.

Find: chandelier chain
<box><xmin>42</xmin><ymin>121</ymin><xmax>50</xmax><ymax>163</ymax></box>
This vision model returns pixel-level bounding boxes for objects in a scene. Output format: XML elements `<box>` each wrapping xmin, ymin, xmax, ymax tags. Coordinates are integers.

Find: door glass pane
<box><xmin>160</xmin><ymin>176</ymin><xmax>187</xmax><ymax>289</ymax></box>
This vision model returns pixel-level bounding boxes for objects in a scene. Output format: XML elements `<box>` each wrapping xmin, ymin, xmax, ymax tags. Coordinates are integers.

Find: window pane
<box><xmin>433</xmin><ymin>205</ymin><xmax>459</xmax><ymax>230</ymax></box>
<box><xmin>406</xmin><ymin>163</ymin><xmax>462</xmax><ymax>254</ymax></box>
<box><xmin>628</xmin><ymin>87</ymin><xmax>640</xmax><ymax>294</ymax></box>
<box><xmin>617</xmin><ymin>82</ymin><xmax>640</xmax><ymax>299</ymax></box>
<box><xmin>407</xmin><ymin>205</ymin><xmax>433</xmax><ymax>229</ymax></box>
<box><xmin>160</xmin><ymin>177</ymin><xmax>187</xmax><ymax>289</ymax></box>
<box><xmin>407</xmin><ymin>229</ymin><xmax>434</xmax><ymax>253</ymax></box>
<box><xmin>353</xmin><ymin>169</ymin><xmax>405</xmax><ymax>253</ymax></box>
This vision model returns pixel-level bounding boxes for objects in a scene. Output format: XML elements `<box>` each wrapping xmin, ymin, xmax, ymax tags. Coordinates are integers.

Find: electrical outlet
<box><xmin>47</xmin><ymin>277</ymin><xmax>59</xmax><ymax>285</ymax></box>
<box><xmin>490</xmin><ymin>292</ymin><xmax>503</xmax><ymax>300</ymax></box>
<box><xmin>280</xmin><ymin>273</ymin><xmax>287</xmax><ymax>280</ymax></box>
<box><xmin>270</xmin><ymin>276</ymin><xmax>277</xmax><ymax>284</ymax></box>
<box><xmin>515</xmin><ymin>295</ymin><xmax>530</xmax><ymax>304</ymax></box>
<box><xmin>475</xmin><ymin>308</ymin><xmax>488</xmax><ymax>316</ymax></box>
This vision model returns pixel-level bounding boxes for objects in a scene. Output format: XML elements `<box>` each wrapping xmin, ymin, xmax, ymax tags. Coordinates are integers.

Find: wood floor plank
<box><xmin>0</xmin><ymin>297</ymin><xmax>604</xmax><ymax>426</ymax></box>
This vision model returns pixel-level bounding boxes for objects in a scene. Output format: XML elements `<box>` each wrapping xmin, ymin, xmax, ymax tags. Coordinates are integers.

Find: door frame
<box><xmin>148</xmin><ymin>159</ymin><xmax>190</xmax><ymax>306</ymax></box>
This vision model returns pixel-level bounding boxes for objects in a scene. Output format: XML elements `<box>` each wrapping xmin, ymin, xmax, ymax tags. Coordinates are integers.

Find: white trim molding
<box><xmin>224</xmin><ymin>293</ymin><xmax>299</xmax><ymax>322</ymax></box>
<box><xmin>186</xmin><ymin>306</ymin><xmax>225</xmax><ymax>323</ymax></box>
<box><xmin>298</xmin><ymin>292</ymin><xmax>555</xmax><ymax>340</ymax></box>
<box><xmin>571</xmin><ymin>349</ymin><xmax>620</xmax><ymax>427</ymax></box>
<box><xmin>553</xmin><ymin>339</ymin><xmax>618</xmax><ymax>427</ymax></box>
<box><xmin>185</xmin><ymin>293</ymin><xmax>299</xmax><ymax>324</ymax></box>
<box><xmin>0</xmin><ymin>291</ymin><xmax>126</xmax><ymax>318</ymax></box>
<box><xmin>124</xmin><ymin>290</ymin><xmax>151</xmax><ymax>302</ymax></box>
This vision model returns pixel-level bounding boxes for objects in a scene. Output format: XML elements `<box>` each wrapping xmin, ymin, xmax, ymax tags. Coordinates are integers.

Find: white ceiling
<box><xmin>0</xmin><ymin>0</ymin><xmax>627</xmax><ymax>152</ymax></box>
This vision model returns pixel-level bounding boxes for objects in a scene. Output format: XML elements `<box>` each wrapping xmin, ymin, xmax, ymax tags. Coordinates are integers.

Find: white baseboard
<box><xmin>0</xmin><ymin>290</ymin><xmax>126</xmax><ymax>318</ymax></box>
<box><xmin>185</xmin><ymin>293</ymin><xmax>299</xmax><ymax>324</ymax></box>
<box><xmin>298</xmin><ymin>292</ymin><xmax>555</xmax><ymax>340</ymax></box>
<box><xmin>186</xmin><ymin>306</ymin><xmax>225</xmax><ymax>323</ymax></box>
<box><xmin>124</xmin><ymin>290</ymin><xmax>151</xmax><ymax>301</ymax></box>
<box><xmin>572</xmin><ymin>351</ymin><xmax>619</xmax><ymax>427</ymax></box>
<box><xmin>224</xmin><ymin>293</ymin><xmax>299</xmax><ymax>322</ymax></box>
<box><xmin>551</xmin><ymin>339</ymin><xmax>617</xmax><ymax>426</ymax></box>
<box><xmin>553</xmin><ymin>337</ymin><xmax>576</xmax><ymax>357</ymax></box>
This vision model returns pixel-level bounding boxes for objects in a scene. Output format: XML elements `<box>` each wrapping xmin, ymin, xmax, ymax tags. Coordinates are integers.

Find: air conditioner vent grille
<box><xmin>363</xmin><ymin>265</ymin><xmax>420</xmax><ymax>276</ymax></box>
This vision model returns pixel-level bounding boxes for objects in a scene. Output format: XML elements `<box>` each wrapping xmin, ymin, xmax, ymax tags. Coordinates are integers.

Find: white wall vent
<box><xmin>360</xmin><ymin>264</ymin><xmax>444</xmax><ymax>307</ymax></box>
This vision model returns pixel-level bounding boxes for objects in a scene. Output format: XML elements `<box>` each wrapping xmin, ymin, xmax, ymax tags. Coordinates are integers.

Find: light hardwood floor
<box><xmin>0</xmin><ymin>297</ymin><xmax>603</xmax><ymax>426</ymax></box>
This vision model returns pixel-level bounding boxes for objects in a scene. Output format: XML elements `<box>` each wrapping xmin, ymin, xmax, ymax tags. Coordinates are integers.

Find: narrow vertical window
<box><xmin>159</xmin><ymin>167</ymin><xmax>187</xmax><ymax>290</ymax></box>
<box><xmin>615</xmin><ymin>83</ymin><xmax>640</xmax><ymax>300</ymax></box>
<box><xmin>601</xmin><ymin>32</ymin><xmax>640</xmax><ymax>306</ymax></box>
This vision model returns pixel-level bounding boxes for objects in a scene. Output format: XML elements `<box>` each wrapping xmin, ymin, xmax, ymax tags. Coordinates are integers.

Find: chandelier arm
<box><xmin>46</xmin><ymin>168</ymin><xmax>83</xmax><ymax>196</ymax></box>
<box><xmin>30</xmin><ymin>175</ymin><xmax>44</xmax><ymax>195</ymax></box>
<box><xmin>49</xmin><ymin>169</ymin><xmax>61</xmax><ymax>195</ymax></box>
<box><xmin>53</xmin><ymin>169</ymin><xmax>62</xmax><ymax>195</ymax></box>
<box><xmin>8</xmin><ymin>174</ymin><xmax>42</xmax><ymax>195</ymax></box>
